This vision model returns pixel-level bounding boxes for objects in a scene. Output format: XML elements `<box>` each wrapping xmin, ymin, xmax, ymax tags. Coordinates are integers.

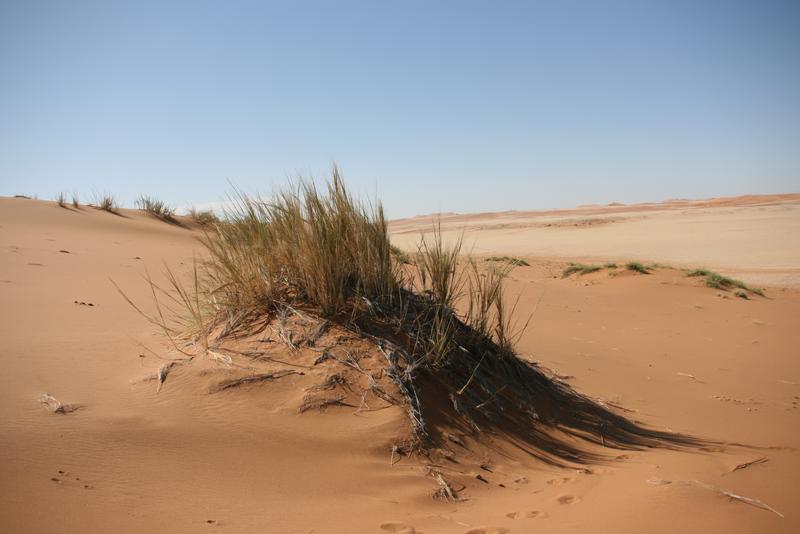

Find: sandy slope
<box><xmin>1</xmin><ymin>195</ymin><xmax>799</xmax><ymax>533</ymax></box>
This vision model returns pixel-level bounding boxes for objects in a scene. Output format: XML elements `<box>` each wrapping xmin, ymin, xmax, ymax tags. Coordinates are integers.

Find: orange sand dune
<box><xmin>1</xmin><ymin>195</ymin><xmax>799</xmax><ymax>533</ymax></box>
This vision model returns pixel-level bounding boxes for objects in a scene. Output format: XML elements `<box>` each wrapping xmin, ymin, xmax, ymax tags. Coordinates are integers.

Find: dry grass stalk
<box><xmin>207</xmin><ymin>349</ymin><xmax>233</xmax><ymax>365</ymax></box>
<box><xmin>730</xmin><ymin>456</ymin><xmax>769</xmax><ymax>473</ymax></box>
<box><xmin>298</xmin><ymin>393</ymin><xmax>350</xmax><ymax>413</ymax></box>
<box><xmin>648</xmin><ymin>478</ymin><xmax>783</xmax><ymax>517</ymax></box>
<box><xmin>689</xmin><ymin>480</ymin><xmax>783</xmax><ymax>517</ymax></box>
<box><xmin>213</xmin><ymin>370</ymin><xmax>302</xmax><ymax>392</ymax></box>
<box><xmin>157</xmin><ymin>362</ymin><xmax>176</xmax><ymax>393</ymax></box>
<box><xmin>431</xmin><ymin>471</ymin><xmax>461</xmax><ymax>501</ymax></box>
<box><xmin>329</xmin><ymin>350</ymin><xmax>398</xmax><ymax>405</ymax></box>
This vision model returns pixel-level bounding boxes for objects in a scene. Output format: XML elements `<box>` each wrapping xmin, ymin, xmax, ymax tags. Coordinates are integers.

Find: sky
<box><xmin>1</xmin><ymin>1</ymin><xmax>798</xmax><ymax>218</ymax></box>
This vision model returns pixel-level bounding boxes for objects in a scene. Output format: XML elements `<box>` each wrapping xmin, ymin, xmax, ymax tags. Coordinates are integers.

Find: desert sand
<box><xmin>390</xmin><ymin>194</ymin><xmax>800</xmax><ymax>288</ymax></box>
<box><xmin>1</xmin><ymin>194</ymin><xmax>799</xmax><ymax>533</ymax></box>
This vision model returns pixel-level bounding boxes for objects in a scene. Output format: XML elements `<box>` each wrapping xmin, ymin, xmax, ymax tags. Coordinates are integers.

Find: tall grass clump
<box><xmin>92</xmin><ymin>193</ymin><xmax>119</xmax><ymax>213</ymax></box>
<box><xmin>71</xmin><ymin>193</ymin><xmax>80</xmax><ymax>208</ymax></box>
<box><xmin>119</xmin><ymin>167</ymin><xmax>702</xmax><ymax>458</ymax></box>
<box><xmin>135</xmin><ymin>195</ymin><xmax>176</xmax><ymax>222</ymax></box>
<box><xmin>197</xmin><ymin>168</ymin><xmax>397</xmax><ymax>322</ymax></box>
<box><xmin>187</xmin><ymin>207</ymin><xmax>219</xmax><ymax>226</ymax></box>
<box><xmin>126</xmin><ymin>168</ymin><xmax>525</xmax><ymax>367</ymax></box>
<box><xmin>56</xmin><ymin>192</ymin><xmax>67</xmax><ymax>208</ymax></box>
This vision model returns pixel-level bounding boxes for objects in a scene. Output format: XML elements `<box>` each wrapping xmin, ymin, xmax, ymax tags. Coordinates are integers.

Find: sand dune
<box><xmin>1</xmin><ymin>195</ymin><xmax>799</xmax><ymax>533</ymax></box>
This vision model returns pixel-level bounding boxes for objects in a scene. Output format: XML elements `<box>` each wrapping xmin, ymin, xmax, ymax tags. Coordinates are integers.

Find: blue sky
<box><xmin>1</xmin><ymin>1</ymin><xmax>798</xmax><ymax>218</ymax></box>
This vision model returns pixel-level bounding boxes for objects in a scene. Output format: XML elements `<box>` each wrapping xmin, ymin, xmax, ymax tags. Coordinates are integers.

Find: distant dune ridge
<box><xmin>1</xmin><ymin>191</ymin><xmax>799</xmax><ymax>533</ymax></box>
<box><xmin>390</xmin><ymin>193</ymin><xmax>800</xmax><ymax>288</ymax></box>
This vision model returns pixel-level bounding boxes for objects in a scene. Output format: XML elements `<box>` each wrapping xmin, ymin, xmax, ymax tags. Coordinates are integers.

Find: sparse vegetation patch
<box><xmin>562</xmin><ymin>263</ymin><xmax>601</xmax><ymax>277</ymax></box>
<box><xmin>687</xmin><ymin>269</ymin><xmax>764</xmax><ymax>297</ymax></box>
<box><xmin>485</xmin><ymin>256</ymin><xmax>529</xmax><ymax>267</ymax></box>
<box><xmin>625</xmin><ymin>261</ymin><xmax>650</xmax><ymax>274</ymax></box>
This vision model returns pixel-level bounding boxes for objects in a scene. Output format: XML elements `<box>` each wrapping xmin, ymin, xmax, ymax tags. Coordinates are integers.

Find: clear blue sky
<box><xmin>1</xmin><ymin>1</ymin><xmax>798</xmax><ymax>218</ymax></box>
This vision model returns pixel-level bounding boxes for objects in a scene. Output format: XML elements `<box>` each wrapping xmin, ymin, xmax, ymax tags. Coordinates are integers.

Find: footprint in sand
<box><xmin>546</xmin><ymin>476</ymin><xmax>573</xmax><ymax>485</ymax></box>
<box><xmin>506</xmin><ymin>511</ymin><xmax>545</xmax><ymax>520</ymax></box>
<box><xmin>380</xmin><ymin>522</ymin><xmax>422</xmax><ymax>534</ymax></box>
<box><xmin>465</xmin><ymin>528</ymin><xmax>510</xmax><ymax>534</ymax></box>
<box><xmin>556</xmin><ymin>494</ymin><xmax>580</xmax><ymax>505</ymax></box>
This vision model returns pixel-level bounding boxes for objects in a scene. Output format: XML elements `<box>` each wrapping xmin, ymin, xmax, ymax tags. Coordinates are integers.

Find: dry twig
<box><xmin>730</xmin><ymin>457</ymin><xmax>769</xmax><ymax>473</ymax></box>
<box><xmin>212</xmin><ymin>370</ymin><xmax>303</xmax><ymax>391</ymax></box>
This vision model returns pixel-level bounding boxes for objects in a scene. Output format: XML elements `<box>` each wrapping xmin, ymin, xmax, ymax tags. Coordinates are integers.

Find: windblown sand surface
<box><xmin>1</xmin><ymin>194</ymin><xmax>799</xmax><ymax>533</ymax></box>
<box><xmin>390</xmin><ymin>194</ymin><xmax>800</xmax><ymax>288</ymax></box>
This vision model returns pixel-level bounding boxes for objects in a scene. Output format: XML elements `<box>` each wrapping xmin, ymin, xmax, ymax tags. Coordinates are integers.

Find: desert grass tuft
<box><xmin>121</xmin><ymin>169</ymin><xmax>526</xmax><ymax>367</ymax></box>
<box><xmin>485</xmin><ymin>256</ymin><xmax>530</xmax><ymax>267</ymax></box>
<box><xmin>71</xmin><ymin>193</ymin><xmax>80</xmax><ymax>208</ymax></box>
<box><xmin>135</xmin><ymin>195</ymin><xmax>176</xmax><ymax>222</ymax></box>
<box><xmin>562</xmin><ymin>263</ymin><xmax>601</xmax><ymax>277</ymax></box>
<box><xmin>56</xmin><ymin>192</ymin><xmax>67</xmax><ymax>208</ymax></box>
<box><xmin>625</xmin><ymin>261</ymin><xmax>650</xmax><ymax>274</ymax></box>
<box><xmin>687</xmin><ymin>269</ymin><xmax>764</xmax><ymax>296</ymax></box>
<box><xmin>390</xmin><ymin>244</ymin><xmax>412</xmax><ymax>265</ymax></box>
<box><xmin>118</xmin><ymin>167</ymin><xmax>705</xmax><ymax>459</ymax></box>
<box><xmin>603</xmin><ymin>262</ymin><xmax>618</xmax><ymax>269</ymax></box>
<box><xmin>187</xmin><ymin>207</ymin><xmax>219</xmax><ymax>226</ymax></box>
<box><xmin>92</xmin><ymin>192</ymin><xmax>119</xmax><ymax>213</ymax></box>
